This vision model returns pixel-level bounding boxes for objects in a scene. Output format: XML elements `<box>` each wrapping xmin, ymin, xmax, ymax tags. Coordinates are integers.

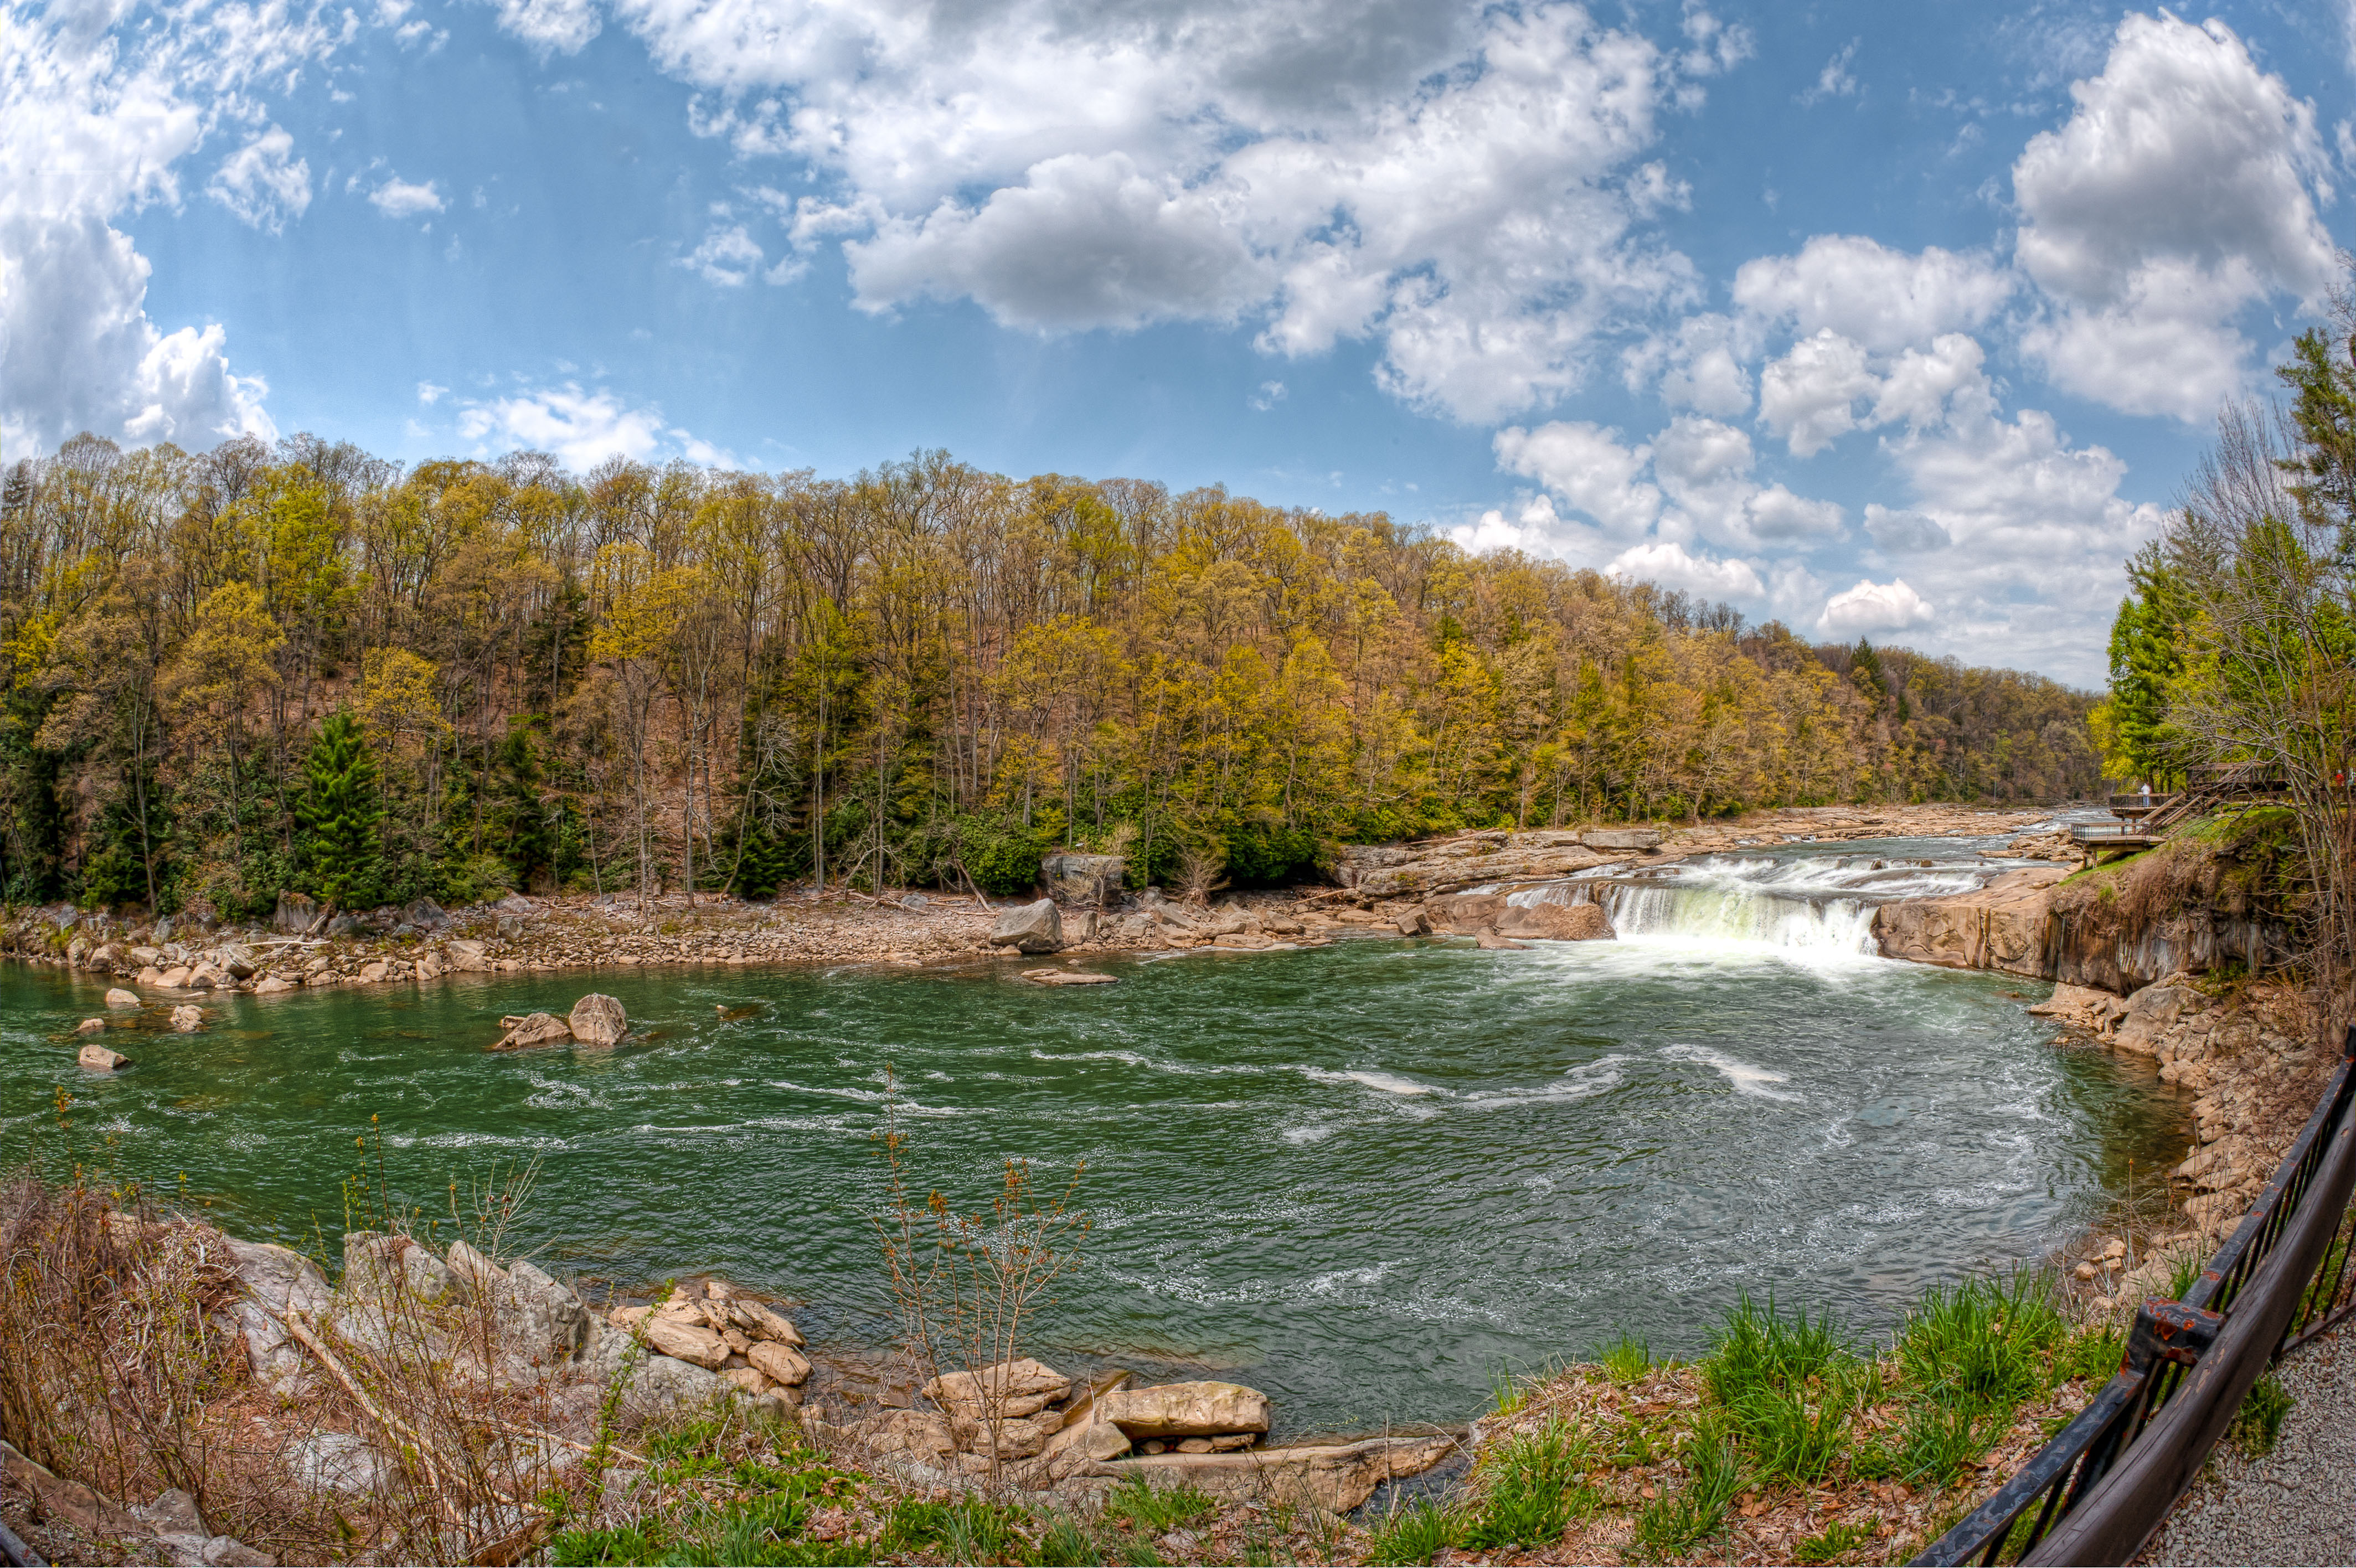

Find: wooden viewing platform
<box><xmin>2076</xmin><ymin>764</ymin><xmax>2291</xmax><ymax>867</ymax></box>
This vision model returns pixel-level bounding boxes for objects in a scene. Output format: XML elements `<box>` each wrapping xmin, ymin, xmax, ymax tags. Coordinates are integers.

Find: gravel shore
<box><xmin>2144</xmin><ymin>1328</ymin><xmax>2356</xmax><ymax>1566</ymax></box>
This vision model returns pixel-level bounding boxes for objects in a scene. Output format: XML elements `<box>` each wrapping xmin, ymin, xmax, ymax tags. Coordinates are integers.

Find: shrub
<box><xmin>2057</xmin><ymin>1323</ymin><xmax>2127</xmax><ymax>1387</ymax></box>
<box><xmin>1794</xmin><ymin>1519</ymin><xmax>1875</xmax><ymax>1563</ymax></box>
<box><xmin>966</xmin><ymin>819</ymin><xmax>1050</xmax><ymax>896</ymax></box>
<box><xmin>1100</xmin><ymin>1476</ymin><xmax>1217</xmax><ymax>1536</ymax></box>
<box><xmin>1734</xmin><ymin>1382</ymin><xmax>1852</xmax><ymax>1486</ymax></box>
<box><xmin>1896</xmin><ymin>1402</ymin><xmax>1994</xmax><ymax>1488</ymax></box>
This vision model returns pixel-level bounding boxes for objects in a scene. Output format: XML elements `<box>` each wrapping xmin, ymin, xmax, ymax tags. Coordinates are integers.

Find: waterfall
<box><xmin>1499</xmin><ymin>853</ymin><xmax>1993</xmax><ymax>959</ymax></box>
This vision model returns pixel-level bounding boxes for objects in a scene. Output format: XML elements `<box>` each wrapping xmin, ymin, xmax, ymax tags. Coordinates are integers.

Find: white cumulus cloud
<box><xmin>1492</xmin><ymin>420</ymin><xmax>1659</xmax><ymax>537</ymax></box>
<box><xmin>1817</xmin><ymin>577</ymin><xmax>1935</xmax><ymax>637</ymax></box>
<box><xmin>206</xmin><ymin>126</ymin><xmax>311</xmax><ymax>231</ymax></box>
<box><xmin>457</xmin><ymin>383</ymin><xmax>734</xmax><ymax>472</ymax></box>
<box><xmin>1606</xmin><ymin>540</ymin><xmax>1763</xmax><ymax>600</ymax></box>
<box><xmin>545</xmin><ymin>0</ymin><xmax>1733</xmax><ymax>422</ymax></box>
<box><xmin>682</xmin><ymin>224</ymin><xmax>766</xmax><ymax>286</ymax></box>
<box><xmin>1734</xmin><ymin>235</ymin><xmax>2012</xmax><ymax>354</ymax></box>
<box><xmin>0</xmin><ymin>0</ymin><xmax>343</xmax><ymax>452</ymax></box>
<box><xmin>369</xmin><ymin>175</ymin><xmax>446</xmax><ymax>218</ymax></box>
<box><xmin>2012</xmin><ymin>14</ymin><xmax>2336</xmax><ymax>422</ymax></box>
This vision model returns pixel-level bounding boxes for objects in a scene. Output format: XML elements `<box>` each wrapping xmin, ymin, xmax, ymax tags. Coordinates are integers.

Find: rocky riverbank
<box><xmin>4</xmin><ymin>803</ymin><xmax>2061</xmax><ymax>1017</ymax></box>
<box><xmin>0</xmin><ymin>1192</ymin><xmax>1456</xmax><ymax>1566</ymax></box>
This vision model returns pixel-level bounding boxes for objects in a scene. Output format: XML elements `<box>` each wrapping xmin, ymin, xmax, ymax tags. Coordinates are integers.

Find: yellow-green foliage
<box><xmin>0</xmin><ymin>436</ymin><xmax>2101</xmax><ymax>910</ymax></box>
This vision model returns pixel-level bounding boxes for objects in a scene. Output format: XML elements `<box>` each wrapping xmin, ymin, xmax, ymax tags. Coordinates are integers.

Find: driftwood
<box><xmin>274</xmin><ymin>1308</ymin><xmax>468</xmax><ymax>1530</ymax></box>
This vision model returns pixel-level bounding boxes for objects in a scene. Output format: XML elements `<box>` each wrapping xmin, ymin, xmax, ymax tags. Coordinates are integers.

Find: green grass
<box><xmin>1098</xmin><ymin>1476</ymin><xmax>1218</xmax><ymax>1537</ymax></box>
<box><xmin>1793</xmin><ymin>1519</ymin><xmax>1875</xmax><ymax>1563</ymax></box>
<box><xmin>1895</xmin><ymin>1402</ymin><xmax>1995</xmax><ymax>1488</ymax></box>
<box><xmin>2230</xmin><ymin>1374</ymin><xmax>2293</xmax><ymax>1458</ymax></box>
<box><xmin>1629</xmin><ymin>1423</ymin><xmax>1743</xmax><ymax>1560</ymax></box>
<box><xmin>1597</xmin><ymin>1330</ymin><xmax>1656</xmax><ymax>1384</ymax></box>
<box><xmin>1703</xmin><ymin>1292</ymin><xmax>1851</xmax><ymax>1409</ymax></box>
<box><xmin>1363</xmin><ymin>1498</ymin><xmax>1455</xmax><ymax>1566</ymax></box>
<box><xmin>1031</xmin><ymin>1514</ymin><xmax>1106</xmax><ymax>1567</ymax></box>
<box><xmin>877</xmin><ymin>1497</ymin><xmax>1030</xmax><ymax>1562</ymax></box>
<box><xmin>1458</xmin><ymin>1417</ymin><xmax>1596</xmax><ymax>1552</ymax></box>
<box><xmin>1733</xmin><ymin>1382</ymin><xmax>1852</xmax><ymax>1486</ymax></box>
<box><xmin>2057</xmin><ymin>1323</ymin><xmax>2127</xmax><ymax>1387</ymax></box>
<box><xmin>550</xmin><ymin>1416</ymin><xmax>869</xmax><ymax>1567</ymax></box>
<box><xmin>1895</xmin><ymin>1271</ymin><xmax>2070</xmax><ymax>1408</ymax></box>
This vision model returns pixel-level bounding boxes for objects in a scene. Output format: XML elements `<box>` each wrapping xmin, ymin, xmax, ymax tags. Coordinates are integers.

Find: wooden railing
<box><xmin>1915</xmin><ymin>1030</ymin><xmax>2356</xmax><ymax>1565</ymax></box>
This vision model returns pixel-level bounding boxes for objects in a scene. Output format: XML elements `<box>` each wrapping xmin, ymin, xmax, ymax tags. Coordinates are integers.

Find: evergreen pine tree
<box><xmin>1850</xmin><ymin>638</ymin><xmax>1888</xmax><ymax>706</ymax></box>
<box><xmin>298</xmin><ymin>711</ymin><xmax>385</xmax><ymax>909</ymax></box>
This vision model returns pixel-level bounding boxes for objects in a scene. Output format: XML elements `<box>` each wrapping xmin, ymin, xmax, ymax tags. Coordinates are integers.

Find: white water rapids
<box><xmin>1492</xmin><ymin>851</ymin><xmax>1999</xmax><ymax>959</ymax></box>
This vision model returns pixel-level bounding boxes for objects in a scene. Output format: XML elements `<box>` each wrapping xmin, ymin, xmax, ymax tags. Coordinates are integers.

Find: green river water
<box><xmin>0</xmin><ymin>834</ymin><xmax>2189</xmax><ymax>1437</ymax></box>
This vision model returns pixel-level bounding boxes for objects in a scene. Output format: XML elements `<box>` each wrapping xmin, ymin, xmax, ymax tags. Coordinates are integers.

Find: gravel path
<box><xmin>2144</xmin><ymin>1328</ymin><xmax>2356</xmax><ymax>1566</ymax></box>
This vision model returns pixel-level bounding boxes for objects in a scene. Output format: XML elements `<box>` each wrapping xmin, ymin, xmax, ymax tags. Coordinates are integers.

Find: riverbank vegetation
<box><xmin>0</xmin><ymin>438</ymin><xmax>2097</xmax><ymax>918</ymax></box>
<box><xmin>2094</xmin><ymin>282</ymin><xmax>2356</xmax><ymax>1000</ymax></box>
<box><xmin>1</xmin><ymin>1150</ymin><xmax>2151</xmax><ymax>1568</ymax></box>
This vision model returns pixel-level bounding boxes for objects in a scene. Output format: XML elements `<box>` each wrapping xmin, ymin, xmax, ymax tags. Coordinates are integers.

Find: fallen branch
<box><xmin>274</xmin><ymin>1308</ymin><xmax>467</xmax><ymax>1532</ymax></box>
<box><xmin>481</xmin><ymin>1417</ymin><xmax>649</xmax><ymax>1470</ymax></box>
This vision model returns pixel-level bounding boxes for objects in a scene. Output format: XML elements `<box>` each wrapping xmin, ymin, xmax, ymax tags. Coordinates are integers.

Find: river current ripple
<box><xmin>0</xmin><ymin>832</ymin><xmax>2189</xmax><ymax>1437</ymax></box>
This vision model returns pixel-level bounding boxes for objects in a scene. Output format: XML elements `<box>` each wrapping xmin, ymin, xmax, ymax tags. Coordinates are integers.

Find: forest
<box><xmin>0</xmin><ymin>436</ymin><xmax>2101</xmax><ymax>915</ymax></box>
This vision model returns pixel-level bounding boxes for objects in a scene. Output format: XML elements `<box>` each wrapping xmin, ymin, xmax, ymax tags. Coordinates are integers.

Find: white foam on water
<box><xmin>1282</xmin><ymin>1125</ymin><xmax>1337</xmax><ymax>1145</ymax></box>
<box><xmin>1659</xmin><ymin>1044</ymin><xmax>1802</xmax><ymax>1102</ymax></box>
<box><xmin>389</xmin><ymin>1130</ymin><xmax>572</xmax><ymax>1149</ymax></box>
<box><xmin>1459</xmin><ymin>1057</ymin><xmax>1628</xmax><ymax>1110</ymax></box>
<box><xmin>1298</xmin><ymin>1056</ymin><xmax>1627</xmax><ymax>1113</ymax></box>
<box><xmin>1308</xmin><ymin>1261</ymin><xmax>1397</xmax><ymax>1293</ymax></box>
<box><xmin>1338</xmin><ymin>1068</ymin><xmax>1441</xmax><ymax>1096</ymax></box>
<box><xmin>1487</xmin><ymin>847</ymin><xmax>2003</xmax><ymax>967</ymax></box>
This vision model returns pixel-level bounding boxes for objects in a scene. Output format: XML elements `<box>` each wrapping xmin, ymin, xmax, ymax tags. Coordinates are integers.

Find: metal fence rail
<box><xmin>1914</xmin><ymin>1028</ymin><xmax>2356</xmax><ymax>1566</ymax></box>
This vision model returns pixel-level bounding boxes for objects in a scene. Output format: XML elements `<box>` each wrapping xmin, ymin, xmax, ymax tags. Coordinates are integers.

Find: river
<box><xmin>0</xmin><ymin>831</ymin><xmax>2189</xmax><ymax>1437</ymax></box>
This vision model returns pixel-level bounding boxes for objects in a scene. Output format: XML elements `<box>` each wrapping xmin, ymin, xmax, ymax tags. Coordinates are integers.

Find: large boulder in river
<box><xmin>1098</xmin><ymin>1380</ymin><xmax>1270</xmax><ymax>1438</ymax></box>
<box><xmin>78</xmin><ymin>1042</ymin><xmax>129</xmax><ymax>1071</ymax></box>
<box><xmin>569</xmin><ymin>993</ymin><xmax>628</xmax><ymax>1046</ymax></box>
<box><xmin>2114</xmin><ymin>978</ymin><xmax>2192</xmax><ymax>1056</ymax></box>
<box><xmin>105</xmin><ymin>987</ymin><xmax>141</xmax><ymax>1008</ymax></box>
<box><xmin>1495</xmin><ymin>902</ymin><xmax>1614</xmax><ymax>941</ymax></box>
<box><xmin>493</xmin><ymin>1012</ymin><xmax>572</xmax><ymax>1051</ymax></box>
<box><xmin>989</xmin><ymin>899</ymin><xmax>1064</xmax><ymax>953</ymax></box>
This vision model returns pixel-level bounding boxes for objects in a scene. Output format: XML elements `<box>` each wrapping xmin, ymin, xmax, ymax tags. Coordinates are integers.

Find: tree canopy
<box><xmin>0</xmin><ymin>436</ymin><xmax>2099</xmax><ymax>914</ymax></box>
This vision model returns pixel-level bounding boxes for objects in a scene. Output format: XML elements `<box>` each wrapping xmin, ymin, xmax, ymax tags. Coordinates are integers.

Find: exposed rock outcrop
<box><xmin>1043</xmin><ymin>853</ymin><xmax>1126</xmax><ymax>907</ymax></box>
<box><xmin>989</xmin><ymin>899</ymin><xmax>1064</xmax><ymax>953</ymax></box>
<box><xmin>1097</xmin><ymin>1380</ymin><xmax>1269</xmax><ymax>1438</ymax></box>
<box><xmin>1495</xmin><ymin>901</ymin><xmax>1614</xmax><ymax>941</ymax></box>
<box><xmin>1873</xmin><ymin>866</ymin><xmax>2069</xmax><ymax>979</ymax></box>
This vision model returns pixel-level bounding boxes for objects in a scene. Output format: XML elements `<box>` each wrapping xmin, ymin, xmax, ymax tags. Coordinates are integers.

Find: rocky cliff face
<box><xmin>1874</xmin><ymin>819</ymin><xmax>2298</xmax><ymax>996</ymax></box>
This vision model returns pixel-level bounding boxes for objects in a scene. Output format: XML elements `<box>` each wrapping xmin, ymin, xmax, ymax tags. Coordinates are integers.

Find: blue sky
<box><xmin>9</xmin><ymin>0</ymin><xmax>2355</xmax><ymax>683</ymax></box>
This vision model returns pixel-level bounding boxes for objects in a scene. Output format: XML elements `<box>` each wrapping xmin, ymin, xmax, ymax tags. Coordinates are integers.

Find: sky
<box><xmin>6</xmin><ymin>0</ymin><xmax>2355</xmax><ymax>685</ymax></box>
